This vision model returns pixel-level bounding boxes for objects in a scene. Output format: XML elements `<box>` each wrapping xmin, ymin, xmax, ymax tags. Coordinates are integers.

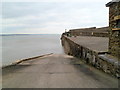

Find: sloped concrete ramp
<box><xmin>2</xmin><ymin>54</ymin><xmax>118</xmax><ymax>88</ymax></box>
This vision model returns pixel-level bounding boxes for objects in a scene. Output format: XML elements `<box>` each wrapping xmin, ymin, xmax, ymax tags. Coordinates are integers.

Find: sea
<box><xmin>1</xmin><ymin>34</ymin><xmax>64</xmax><ymax>67</ymax></box>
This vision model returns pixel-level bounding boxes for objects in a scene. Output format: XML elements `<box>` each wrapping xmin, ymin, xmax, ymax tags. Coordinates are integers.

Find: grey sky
<box><xmin>1</xmin><ymin>0</ymin><xmax>110</xmax><ymax>34</ymax></box>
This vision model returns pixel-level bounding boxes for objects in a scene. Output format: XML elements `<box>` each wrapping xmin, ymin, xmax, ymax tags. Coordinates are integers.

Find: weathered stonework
<box><xmin>61</xmin><ymin>36</ymin><xmax>120</xmax><ymax>78</ymax></box>
<box><xmin>106</xmin><ymin>0</ymin><xmax>120</xmax><ymax>59</ymax></box>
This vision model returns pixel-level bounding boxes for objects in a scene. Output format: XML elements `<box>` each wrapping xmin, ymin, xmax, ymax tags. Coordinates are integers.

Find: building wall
<box><xmin>108</xmin><ymin>2</ymin><xmax>120</xmax><ymax>59</ymax></box>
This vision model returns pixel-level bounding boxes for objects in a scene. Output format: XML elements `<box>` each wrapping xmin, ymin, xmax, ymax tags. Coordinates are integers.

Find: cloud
<box><xmin>2</xmin><ymin>0</ymin><xmax>110</xmax><ymax>3</ymax></box>
<box><xmin>1</xmin><ymin>1</ymin><xmax>109</xmax><ymax>34</ymax></box>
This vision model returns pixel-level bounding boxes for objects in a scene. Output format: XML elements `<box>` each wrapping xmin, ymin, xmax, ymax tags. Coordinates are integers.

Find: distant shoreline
<box><xmin>0</xmin><ymin>34</ymin><xmax>61</xmax><ymax>36</ymax></box>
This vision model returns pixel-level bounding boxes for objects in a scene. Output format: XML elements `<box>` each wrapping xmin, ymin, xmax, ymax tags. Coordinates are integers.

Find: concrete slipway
<box><xmin>2</xmin><ymin>53</ymin><xmax>119</xmax><ymax>88</ymax></box>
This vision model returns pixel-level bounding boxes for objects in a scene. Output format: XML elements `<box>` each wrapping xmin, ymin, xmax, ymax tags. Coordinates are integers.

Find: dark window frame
<box><xmin>116</xmin><ymin>19</ymin><xmax>120</xmax><ymax>28</ymax></box>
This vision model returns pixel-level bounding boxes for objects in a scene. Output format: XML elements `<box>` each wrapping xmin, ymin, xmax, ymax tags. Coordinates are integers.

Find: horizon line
<box><xmin>0</xmin><ymin>33</ymin><xmax>61</xmax><ymax>35</ymax></box>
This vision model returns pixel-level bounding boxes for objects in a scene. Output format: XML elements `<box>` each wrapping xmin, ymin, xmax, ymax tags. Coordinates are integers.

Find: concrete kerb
<box><xmin>1</xmin><ymin>53</ymin><xmax>53</xmax><ymax>69</ymax></box>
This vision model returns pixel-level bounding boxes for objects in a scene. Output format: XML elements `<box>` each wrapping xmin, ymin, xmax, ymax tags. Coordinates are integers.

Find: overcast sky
<box><xmin>1</xmin><ymin>0</ymin><xmax>110</xmax><ymax>34</ymax></box>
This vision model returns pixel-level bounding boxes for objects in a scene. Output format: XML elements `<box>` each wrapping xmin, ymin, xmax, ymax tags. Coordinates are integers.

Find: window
<box><xmin>116</xmin><ymin>19</ymin><xmax>120</xmax><ymax>28</ymax></box>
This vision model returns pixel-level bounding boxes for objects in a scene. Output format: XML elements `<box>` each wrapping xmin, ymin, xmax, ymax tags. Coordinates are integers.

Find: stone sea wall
<box><xmin>61</xmin><ymin>1</ymin><xmax>120</xmax><ymax>78</ymax></box>
<box><xmin>61</xmin><ymin>35</ymin><xmax>120</xmax><ymax>78</ymax></box>
<box><xmin>66</xmin><ymin>27</ymin><xmax>109</xmax><ymax>37</ymax></box>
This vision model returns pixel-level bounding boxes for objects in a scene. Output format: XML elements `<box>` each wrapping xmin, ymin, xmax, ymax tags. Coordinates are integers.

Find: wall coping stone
<box><xmin>98</xmin><ymin>54</ymin><xmax>120</xmax><ymax>67</ymax></box>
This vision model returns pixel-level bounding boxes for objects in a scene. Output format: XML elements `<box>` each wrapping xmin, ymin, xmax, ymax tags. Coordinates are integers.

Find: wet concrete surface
<box><xmin>2</xmin><ymin>54</ymin><xmax>119</xmax><ymax>88</ymax></box>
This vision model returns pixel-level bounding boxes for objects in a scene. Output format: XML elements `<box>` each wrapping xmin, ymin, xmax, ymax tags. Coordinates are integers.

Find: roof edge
<box><xmin>106</xmin><ymin>0</ymin><xmax>120</xmax><ymax>7</ymax></box>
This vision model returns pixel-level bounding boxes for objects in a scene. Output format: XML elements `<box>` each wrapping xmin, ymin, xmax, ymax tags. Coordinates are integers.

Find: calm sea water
<box><xmin>1</xmin><ymin>34</ymin><xmax>64</xmax><ymax>66</ymax></box>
